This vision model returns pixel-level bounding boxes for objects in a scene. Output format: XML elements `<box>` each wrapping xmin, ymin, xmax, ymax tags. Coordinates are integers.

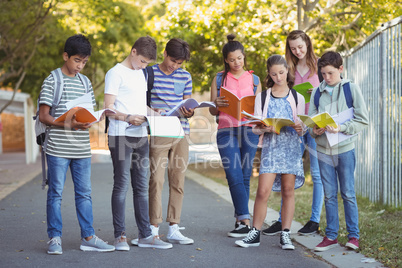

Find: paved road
<box><xmin>0</xmin><ymin>157</ymin><xmax>331</xmax><ymax>268</ymax></box>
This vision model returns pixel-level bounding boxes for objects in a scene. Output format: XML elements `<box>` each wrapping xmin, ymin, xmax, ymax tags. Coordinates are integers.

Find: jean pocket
<box><xmin>174</xmin><ymin>82</ymin><xmax>186</xmax><ymax>95</ymax></box>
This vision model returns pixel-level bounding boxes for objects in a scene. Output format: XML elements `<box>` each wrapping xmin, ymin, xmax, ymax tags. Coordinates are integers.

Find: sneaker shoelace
<box><xmin>47</xmin><ymin>238</ymin><xmax>60</xmax><ymax>246</ymax></box>
<box><xmin>243</xmin><ymin>229</ymin><xmax>259</xmax><ymax>243</ymax></box>
<box><xmin>169</xmin><ymin>226</ymin><xmax>187</xmax><ymax>239</ymax></box>
<box><xmin>92</xmin><ymin>235</ymin><xmax>108</xmax><ymax>245</ymax></box>
<box><xmin>281</xmin><ymin>232</ymin><xmax>292</xmax><ymax>245</ymax></box>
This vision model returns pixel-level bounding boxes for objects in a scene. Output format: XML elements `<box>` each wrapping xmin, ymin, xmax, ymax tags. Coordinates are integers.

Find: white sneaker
<box><xmin>131</xmin><ymin>225</ymin><xmax>160</xmax><ymax>246</ymax></box>
<box><xmin>138</xmin><ymin>235</ymin><xmax>172</xmax><ymax>249</ymax></box>
<box><xmin>114</xmin><ymin>235</ymin><xmax>129</xmax><ymax>251</ymax></box>
<box><xmin>167</xmin><ymin>224</ymin><xmax>194</xmax><ymax>245</ymax></box>
<box><xmin>280</xmin><ymin>230</ymin><xmax>295</xmax><ymax>250</ymax></box>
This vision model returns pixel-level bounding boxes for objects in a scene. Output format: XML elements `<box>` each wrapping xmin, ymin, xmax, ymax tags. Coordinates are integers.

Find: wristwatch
<box><xmin>125</xmin><ymin>114</ymin><xmax>131</xmax><ymax>122</ymax></box>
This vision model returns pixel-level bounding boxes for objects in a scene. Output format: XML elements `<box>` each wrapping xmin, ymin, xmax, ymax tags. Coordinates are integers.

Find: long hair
<box><xmin>265</xmin><ymin>55</ymin><xmax>294</xmax><ymax>89</ymax></box>
<box><xmin>221</xmin><ymin>34</ymin><xmax>248</xmax><ymax>86</ymax></box>
<box><xmin>285</xmin><ymin>30</ymin><xmax>317</xmax><ymax>78</ymax></box>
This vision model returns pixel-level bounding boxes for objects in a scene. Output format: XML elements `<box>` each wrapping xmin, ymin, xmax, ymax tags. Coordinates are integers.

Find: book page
<box><xmin>146</xmin><ymin>116</ymin><xmax>184</xmax><ymax>138</ymax></box>
<box><xmin>65</xmin><ymin>92</ymin><xmax>93</xmax><ymax>111</ymax></box>
<box><xmin>326</xmin><ymin>108</ymin><xmax>357</xmax><ymax>147</ymax></box>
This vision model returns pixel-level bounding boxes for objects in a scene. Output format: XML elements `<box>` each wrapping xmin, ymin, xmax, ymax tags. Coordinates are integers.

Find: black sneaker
<box><xmin>228</xmin><ymin>222</ymin><xmax>251</xmax><ymax>237</ymax></box>
<box><xmin>262</xmin><ymin>221</ymin><xmax>282</xmax><ymax>235</ymax></box>
<box><xmin>235</xmin><ymin>227</ymin><xmax>261</xmax><ymax>248</ymax></box>
<box><xmin>280</xmin><ymin>230</ymin><xmax>295</xmax><ymax>250</ymax></box>
<box><xmin>297</xmin><ymin>220</ymin><xmax>319</xmax><ymax>235</ymax></box>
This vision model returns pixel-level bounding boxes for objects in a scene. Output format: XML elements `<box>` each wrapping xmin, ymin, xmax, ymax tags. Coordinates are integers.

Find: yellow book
<box><xmin>241</xmin><ymin>111</ymin><xmax>294</xmax><ymax>134</ymax></box>
<box><xmin>298</xmin><ymin>112</ymin><xmax>337</xmax><ymax>128</ymax></box>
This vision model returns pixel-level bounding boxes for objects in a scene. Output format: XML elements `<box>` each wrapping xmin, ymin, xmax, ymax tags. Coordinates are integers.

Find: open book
<box><xmin>164</xmin><ymin>98</ymin><xmax>216</xmax><ymax>117</ymax></box>
<box><xmin>54</xmin><ymin>107</ymin><xmax>115</xmax><ymax>124</ymax></box>
<box><xmin>54</xmin><ymin>93</ymin><xmax>115</xmax><ymax>124</ymax></box>
<box><xmin>145</xmin><ymin>116</ymin><xmax>184</xmax><ymax>138</ymax></box>
<box><xmin>326</xmin><ymin>108</ymin><xmax>358</xmax><ymax>147</ymax></box>
<box><xmin>293</xmin><ymin>82</ymin><xmax>314</xmax><ymax>103</ymax></box>
<box><xmin>218</xmin><ymin>87</ymin><xmax>256</xmax><ymax>121</ymax></box>
<box><xmin>298</xmin><ymin>112</ymin><xmax>337</xmax><ymax>129</ymax></box>
<box><xmin>241</xmin><ymin>111</ymin><xmax>294</xmax><ymax>135</ymax></box>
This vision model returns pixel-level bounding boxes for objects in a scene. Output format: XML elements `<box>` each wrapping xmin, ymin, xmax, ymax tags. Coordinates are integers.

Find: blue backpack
<box><xmin>313</xmin><ymin>82</ymin><xmax>353</xmax><ymax>110</ymax></box>
<box><xmin>215</xmin><ymin>72</ymin><xmax>259</xmax><ymax>123</ymax></box>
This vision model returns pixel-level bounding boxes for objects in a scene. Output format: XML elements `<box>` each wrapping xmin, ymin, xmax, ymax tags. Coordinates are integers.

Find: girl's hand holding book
<box><xmin>313</xmin><ymin>124</ymin><xmax>326</xmax><ymax>136</ymax></box>
<box><xmin>290</xmin><ymin>122</ymin><xmax>303</xmax><ymax>135</ymax></box>
<box><xmin>214</xmin><ymin>96</ymin><xmax>229</xmax><ymax>107</ymax></box>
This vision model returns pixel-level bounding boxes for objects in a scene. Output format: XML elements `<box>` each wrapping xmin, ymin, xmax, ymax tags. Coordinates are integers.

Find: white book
<box><xmin>326</xmin><ymin>108</ymin><xmax>358</xmax><ymax>147</ymax></box>
<box><xmin>145</xmin><ymin>116</ymin><xmax>185</xmax><ymax>138</ymax></box>
<box><xmin>164</xmin><ymin>98</ymin><xmax>216</xmax><ymax>117</ymax></box>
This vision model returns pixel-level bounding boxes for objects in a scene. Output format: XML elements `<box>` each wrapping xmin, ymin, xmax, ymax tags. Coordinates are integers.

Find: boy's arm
<box><xmin>179</xmin><ymin>75</ymin><xmax>194</xmax><ymax>118</ymax></box>
<box><xmin>104</xmin><ymin>94</ymin><xmax>146</xmax><ymax>126</ymax></box>
<box><xmin>339</xmin><ymin>83</ymin><xmax>369</xmax><ymax>135</ymax></box>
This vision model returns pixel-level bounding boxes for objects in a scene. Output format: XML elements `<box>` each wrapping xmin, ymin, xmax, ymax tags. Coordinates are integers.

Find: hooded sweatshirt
<box><xmin>308</xmin><ymin>79</ymin><xmax>369</xmax><ymax>155</ymax></box>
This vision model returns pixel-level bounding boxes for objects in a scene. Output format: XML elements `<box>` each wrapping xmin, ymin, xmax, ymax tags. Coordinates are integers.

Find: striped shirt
<box><xmin>150</xmin><ymin>65</ymin><xmax>192</xmax><ymax>134</ymax></box>
<box><xmin>39</xmin><ymin>72</ymin><xmax>95</xmax><ymax>158</ymax></box>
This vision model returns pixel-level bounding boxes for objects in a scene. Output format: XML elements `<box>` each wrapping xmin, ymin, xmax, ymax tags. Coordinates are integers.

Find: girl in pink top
<box><xmin>209</xmin><ymin>34</ymin><xmax>261</xmax><ymax>238</ymax></box>
<box><xmin>262</xmin><ymin>30</ymin><xmax>324</xmax><ymax>237</ymax></box>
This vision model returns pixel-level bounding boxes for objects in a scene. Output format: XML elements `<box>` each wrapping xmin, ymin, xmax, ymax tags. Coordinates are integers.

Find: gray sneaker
<box><xmin>131</xmin><ymin>225</ymin><xmax>159</xmax><ymax>246</ymax></box>
<box><xmin>80</xmin><ymin>235</ymin><xmax>115</xmax><ymax>252</ymax></box>
<box><xmin>138</xmin><ymin>235</ymin><xmax>173</xmax><ymax>249</ymax></box>
<box><xmin>47</xmin><ymin>237</ymin><xmax>62</xmax><ymax>255</ymax></box>
<box><xmin>114</xmin><ymin>235</ymin><xmax>130</xmax><ymax>251</ymax></box>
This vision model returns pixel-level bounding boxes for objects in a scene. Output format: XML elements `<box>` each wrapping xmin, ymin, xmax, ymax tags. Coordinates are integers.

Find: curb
<box><xmin>186</xmin><ymin>169</ymin><xmax>384</xmax><ymax>268</ymax></box>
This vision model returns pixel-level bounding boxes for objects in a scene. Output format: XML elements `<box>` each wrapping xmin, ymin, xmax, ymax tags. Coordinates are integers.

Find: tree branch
<box><xmin>0</xmin><ymin>71</ymin><xmax>27</xmax><ymax>114</ymax></box>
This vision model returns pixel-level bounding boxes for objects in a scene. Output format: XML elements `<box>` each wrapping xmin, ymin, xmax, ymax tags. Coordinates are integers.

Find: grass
<box><xmin>187</xmin><ymin>152</ymin><xmax>402</xmax><ymax>268</ymax></box>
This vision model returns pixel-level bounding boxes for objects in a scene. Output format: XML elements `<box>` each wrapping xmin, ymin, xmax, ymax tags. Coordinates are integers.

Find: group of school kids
<box><xmin>38</xmin><ymin>31</ymin><xmax>368</xmax><ymax>255</ymax></box>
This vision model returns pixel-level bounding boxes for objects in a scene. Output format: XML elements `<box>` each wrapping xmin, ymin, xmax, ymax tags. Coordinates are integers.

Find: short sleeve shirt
<box><xmin>150</xmin><ymin>65</ymin><xmax>192</xmax><ymax>134</ymax></box>
<box><xmin>39</xmin><ymin>72</ymin><xmax>96</xmax><ymax>158</ymax></box>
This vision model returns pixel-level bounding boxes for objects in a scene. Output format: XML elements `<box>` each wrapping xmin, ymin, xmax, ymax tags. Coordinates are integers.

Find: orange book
<box><xmin>54</xmin><ymin>107</ymin><xmax>115</xmax><ymax>124</ymax></box>
<box><xmin>218</xmin><ymin>87</ymin><xmax>256</xmax><ymax>121</ymax></box>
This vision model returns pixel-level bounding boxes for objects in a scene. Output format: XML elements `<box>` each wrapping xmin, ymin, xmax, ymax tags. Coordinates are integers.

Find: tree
<box><xmin>0</xmin><ymin>0</ymin><xmax>54</xmax><ymax>113</ymax></box>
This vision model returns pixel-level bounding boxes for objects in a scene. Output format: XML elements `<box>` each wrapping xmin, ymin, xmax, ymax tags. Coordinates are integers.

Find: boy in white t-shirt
<box><xmin>104</xmin><ymin>36</ymin><xmax>172</xmax><ymax>250</ymax></box>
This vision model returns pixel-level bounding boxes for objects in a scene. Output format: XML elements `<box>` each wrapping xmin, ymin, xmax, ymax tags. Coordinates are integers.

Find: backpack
<box><xmin>215</xmin><ymin>72</ymin><xmax>259</xmax><ymax>123</ymax></box>
<box><xmin>313</xmin><ymin>82</ymin><xmax>353</xmax><ymax>110</ymax></box>
<box><xmin>34</xmin><ymin>68</ymin><xmax>90</xmax><ymax>189</ymax></box>
<box><xmin>260</xmin><ymin>88</ymin><xmax>298</xmax><ymax>114</ymax></box>
<box><xmin>104</xmin><ymin>66</ymin><xmax>154</xmax><ymax>133</ymax></box>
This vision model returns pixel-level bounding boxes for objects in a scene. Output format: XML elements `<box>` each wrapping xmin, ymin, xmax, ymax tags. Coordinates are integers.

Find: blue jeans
<box><xmin>46</xmin><ymin>155</ymin><xmax>94</xmax><ymax>239</ymax></box>
<box><xmin>317</xmin><ymin>149</ymin><xmax>359</xmax><ymax>240</ymax></box>
<box><xmin>278</xmin><ymin>131</ymin><xmax>323</xmax><ymax>223</ymax></box>
<box><xmin>217</xmin><ymin>127</ymin><xmax>259</xmax><ymax>221</ymax></box>
<box><xmin>108</xmin><ymin>136</ymin><xmax>152</xmax><ymax>239</ymax></box>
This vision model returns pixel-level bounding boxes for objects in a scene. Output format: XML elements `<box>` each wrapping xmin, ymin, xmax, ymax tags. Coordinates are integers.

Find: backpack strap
<box><xmin>314</xmin><ymin>82</ymin><xmax>353</xmax><ymax>110</ymax></box>
<box><xmin>77</xmin><ymin>72</ymin><xmax>90</xmax><ymax>93</ymax></box>
<box><xmin>143</xmin><ymin>66</ymin><xmax>154</xmax><ymax>107</ymax></box>
<box><xmin>40</xmin><ymin>68</ymin><xmax>64</xmax><ymax>189</ymax></box>
<box><xmin>314</xmin><ymin>87</ymin><xmax>321</xmax><ymax>111</ymax></box>
<box><xmin>343</xmin><ymin>82</ymin><xmax>353</xmax><ymax>108</ymax></box>
<box><xmin>252</xmin><ymin>74</ymin><xmax>259</xmax><ymax>94</ymax></box>
<box><xmin>261</xmin><ymin>90</ymin><xmax>267</xmax><ymax>114</ymax></box>
<box><xmin>290</xmin><ymin>88</ymin><xmax>298</xmax><ymax>107</ymax></box>
<box><xmin>216</xmin><ymin>72</ymin><xmax>223</xmax><ymax>96</ymax></box>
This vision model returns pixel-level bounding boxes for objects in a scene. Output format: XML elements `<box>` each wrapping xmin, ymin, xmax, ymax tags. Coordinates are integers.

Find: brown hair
<box><xmin>285</xmin><ymin>30</ymin><xmax>317</xmax><ymax>78</ymax></box>
<box><xmin>165</xmin><ymin>38</ymin><xmax>190</xmax><ymax>61</ymax></box>
<box><xmin>265</xmin><ymin>55</ymin><xmax>294</xmax><ymax>89</ymax></box>
<box><xmin>318</xmin><ymin>51</ymin><xmax>343</xmax><ymax>69</ymax></box>
<box><xmin>132</xmin><ymin>36</ymin><xmax>157</xmax><ymax>61</ymax></box>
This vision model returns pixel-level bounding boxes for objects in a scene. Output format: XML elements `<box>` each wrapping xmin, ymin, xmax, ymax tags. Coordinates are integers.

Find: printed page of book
<box><xmin>164</xmin><ymin>99</ymin><xmax>216</xmax><ymax>117</ymax></box>
<box><xmin>146</xmin><ymin>116</ymin><xmax>184</xmax><ymax>138</ymax></box>
<box><xmin>326</xmin><ymin>108</ymin><xmax>358</xmax><ymax>147</ymax></box>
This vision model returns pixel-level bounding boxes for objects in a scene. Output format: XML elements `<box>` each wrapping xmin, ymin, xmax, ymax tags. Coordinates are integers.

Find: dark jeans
<box><xmin>217</xmin><ymin>126</ymin><xmax>259</xmax><ymax>221</ymax></box>
<box><xmin>108</xmin><ymin>135</ymin><xmax>152</xmax><ymax>239</ymax></box>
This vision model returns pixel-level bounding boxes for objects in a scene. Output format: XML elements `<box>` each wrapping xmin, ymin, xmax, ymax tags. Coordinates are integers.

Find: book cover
<box><xmin>164</xmin><ymin>98</ymin><xmax>216</xmax><ymax>117</ymax></box>
<box><xmin>241</xmin><ymin>111</ymin><xmax>294</xmax><ymax>134</ymax></box>
<box><xmin>293</xmin><ymin>82</ymin><xmax>314</xmax><ymax>103</ymax></box>
<box><xmin>298</xmin><ymin>112</ymin><xmax>337</xmax><ymax>128</ymax></box>
<box><xmin>54</xmin><ymin>107</ymin><xmax>115</xmax><ymax>124</ymax></box>
<box><xmin>218</xmin><ymin>87</ymin><xmax>256</xmax><ymax>121</ymax></box>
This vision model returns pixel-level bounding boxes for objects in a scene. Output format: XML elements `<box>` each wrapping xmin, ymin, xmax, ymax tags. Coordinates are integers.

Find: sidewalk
<box><xmin>0</xmin><ymin>147</ymin><xmax>383</xmax><ymax>267</ymax></box>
